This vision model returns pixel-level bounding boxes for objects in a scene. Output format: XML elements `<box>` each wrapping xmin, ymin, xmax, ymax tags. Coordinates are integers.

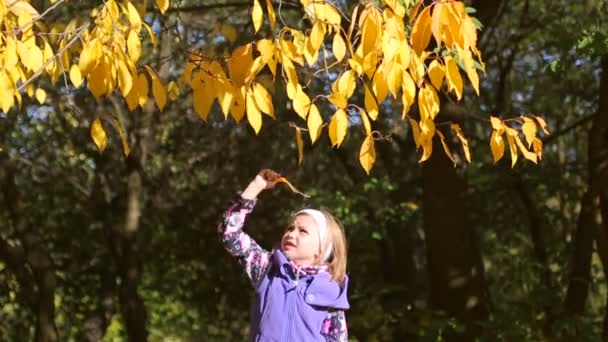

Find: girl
<box><xmin>219</xmin><ymin>169</ymin><xmax>350</xmax><ymax>342</ymax></box>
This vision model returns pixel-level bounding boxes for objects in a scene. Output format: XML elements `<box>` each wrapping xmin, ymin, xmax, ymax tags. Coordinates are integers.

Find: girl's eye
<box><xmin>300</xmin><ymin>229</ymin><xmax>308</xmax><ymax>235</ymax></box>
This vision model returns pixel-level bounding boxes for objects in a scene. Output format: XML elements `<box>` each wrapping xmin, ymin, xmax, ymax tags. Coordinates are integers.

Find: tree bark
<box><xmin>592</xmin><ymin>55</ymin><xmax>608</xmax><ymax>339</ymax></box>
<box><xmin>422</xmin><ymin>104</ymin><xmax>488</xmax><ymax>341</ymax></box>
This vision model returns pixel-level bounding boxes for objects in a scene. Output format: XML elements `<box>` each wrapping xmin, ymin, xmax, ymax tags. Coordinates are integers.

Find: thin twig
<box><xmin>13</xmin><ymin>0</ymin><xmax>67</xmax><ymax>36</ymax></box>
<box><xmin>17</xmin><ymin>22</ymin><xmax>90</xmax><ymax>93</ymax></box>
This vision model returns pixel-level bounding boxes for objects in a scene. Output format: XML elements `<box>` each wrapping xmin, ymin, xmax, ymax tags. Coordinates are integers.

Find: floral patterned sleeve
<box><xmin>218</xmin><ymin>196</ymin><xmax>272</xmax><ymax>288</ymax></box>
<box><xmin>321</xmin><ymin>310</ymin><xmax>348</xmax><ymax>342</ymax></box>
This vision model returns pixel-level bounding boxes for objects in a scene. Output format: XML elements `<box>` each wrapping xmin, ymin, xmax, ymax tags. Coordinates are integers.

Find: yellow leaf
<box><xmin>490</xmin><ymin>130</ymin><xmax>505</xmax><ymax>162</ymax></box>
<box><xmin>532</xmin><ymin>137</ymin><xmax>543</xmax><ymax>160</ymax></box>
<box><xmin>136</xmin><ymin>72</ymin><xmax>149</xmax><ymax>108</ymax></box>
<box><xmin>359</xmin><ymin>134</ymin><xmax>376</xmax><ymax>174</ymax></box>
<box><xmin>534</xmin><ymin>115</ymin><xmax>550</xmax><ymax>134</ymax></box>
<box><xmin>0</xmin><ymin>71</ymin><xmax>15</xmax><ymax>113</ymax></box>
<box><xmin>167</xmin><ymin>81</ymin><xmax>180</xmax><ymax>100</ymax></box>
<box><xmin>17</xmin><ymin>41</ymin><xmax>43</xmax><ymax>72</ymax></box>
<box><xmin>451</xmin><ymin>123</ymin><xmax>470</xmax><ymax>163</ymax></box>
<box><xmin>408</xmin><ymin>118</ymin><xmax>421</xmax><ymax>148</ymax></box>
<box><xmin>229</xmin><ymin>43</ymin><xmax>253</xmax><ymax>86</ymax></box>
<box><xmin>353</xmin><ymin>108</ymin><xmax>369</xmax><ymax>136</ymax></box>
<box><xmin>265</xmin><ymin>0</ymin><xmax>276</xmax><ymax>28</ymax></box>
<box><xmin>332</xmin><ymin>33</ymin><xmax>346</xmax><ymax>62</ymax></box>
<box><xmin>514</xmin><ymin>133</ymin><xmax>537</xmax><ymax>164</ymax></box>
<box><xmin>428</xmin><ymin>60</ymin><xmax>445</xmax><ymax>90</ymax></box>
<box><xmin>252</xmin><ymin>82</ymin><xmax>274</xmax><ymax>117</ymax></box>
<box><xmin>252</xmin><ymin>0</ymin><xmax>264</xmax><ymax>33</ymax></box>
<box><xmin>276</xmin><ymin>177</ymin><xmax>310</xmax><ymax>197</ymax></box>
<box><xmin>456</xmin><ymin>46</ymin><xmax>479</xmax><ymax>95</ymax></box>
<box><xmin>126</xmin><ymin>1</ymin><xmax>142</xmax><ymax>32</ymax></box>
<box><xmin>409</xmin><ymin>0</ymin><xmax>423</xmax><ymax>23</ymax></box>
<box><xmin>89</xmin><ymin>59</ymin><xmax>108</xmax><ymax>98</ymax></box>
<box><xmin>193</xmin><ymin>86</ymin><xmax>214</xmax><ymax>121</ymax></box>
<box><xmin>336</xmin><ymin>70</ymin><xmax>356</xmax><ymax>99</ymax></box>
<box><xmin>307</xmin><ymin>104</ymin><xmax>323</xmax><ymax>143</ymax></box>
<box><xmin>395</xmin><ymin>43</ymin><xmax>409</xmax><ymax>67</ymax></box>
<box><xmin>362</xmin><ymin>50</ymin><xmax>378</xmax><ymax>78</ymax></box>
<box><xmin>246</xmin><ymin>89</ymin><xmax>263</xmax><ymax>134</ymax></box>
<box><xmin>372</xmin><ymin>65</ymin><xmax>388</xmax><ymax>103</ymax></box>
<box><xmin>384</xmin><ymin>61</ymin><xmax>402</xmax><ymax>98</ymax></box>
<box><xmin>127</xmin><ymin>30</ymin><xmax>142</xmax><ymax>65</ymax></box>
<box><xmin>35</xmin><ymin>88</ymin><xmax>46</xmax><ymax>104</ymax></box>
<box><xmin>444</xmin><ymin>3</ymin><xmax>465</xmax><ymax>48</ymax></box>
<box><xmin>279</xmin><ymin>38</ymin><xmax>303</xmax><ymax>65</ymax></box>
<box><xmin>79</xmin><ymin>39</ymin><xmax>100</xmax><ymax>75</ymax></box>
<box><xmin>156</xmin><ymin>0</ymin><xmax>169</xmax><ymax>14</ymax></box>
<box><xmin>445</xmin><ymin>56</ymin><xmax>463</xmax><ymax>100</ymax></box>
<box><xmin>360</xmin><ymin>7</ymin><xmax>380</xmax><ymax>56</ymax></box>
<box><xmin>401</xmin><ymin>72</ymin><xmax>416</xmax><ymax>117</ymax></box>
<box><xmin>505</xmin><ymin>127</ymin><xmax>518</xmax><ymax>167</ymax></box>
<box><xmin>327</xmin><ymin>92</ymin><xmax>347</xmax><ymax>109</ymax></box>
<box><xmin>42</xmin><ymin>39</ymin><xmax>55</xmax><ymax>74</ymax></box>
<box><xmin>293</xmin><ymin>85</ymin><xmax>311</xmax><ymax>119</ymax></box>
<box><xmin>142</xmin><ymin>22</ymin><xmax>157</xmax><ymax>47</ymax></box>
<box><xmin>306</xmin><ymin>3</ymin><xmax>341</xmax><ymax>26</ymax></box>
<box><xmin>383</xmin><ymin>0</ymin><xmax>405</xmax><ymax>18</ymax></box>
<box><xmin>117</xmin><ymin>59</ymin><xmax>133</xmax><ymax>97</ymax></box>
<box><xmin>90</xmin><ymin>118</ymin><xmax>108</xmax><ymax>152</ymax></box>
<box><xmin>69</xmin><ymin>65</ymin><xmax>83</xmax><ymax>88</ymax></box>
<box><xmin>490</xmin><ymin>116</ymin><xmax>504</xmax><ymax>132</ymax></box>
<box><xmin>382</xmin><ymin>37</ymin><xmax>400</xmax><ymax>64</ymax></box>
<box><xmin>4</xmin><ymin>37</ymin><xmax>18</xmax><ymax>69</ymax></box>
<box><xmin>303</xmin><ymin>38</ymin><xmax>319</xmax><ymax>67</ymax></box>
<box><xmin>112</xmin><ymin>118</ymin><xmax>131</xmax><ymax>158</ymax></box>
<box><xmin>294</xmin><ymin>125</ymin><xmax>304</xmax><ymax>164</ymax></box>
<box><xmin>417</xmin><ymin>84</ymin><xmax>439</xmax><ymax>121</ymax></box>
<box><xmin>418</xmin><ymin>118</ymin><xmax>435</xmax><ymax>162</ymax></box>
<box><xmin>408</xmin><ymin>52</ymin><xmax>425</xmax><ymax>85</ymax></box>
<box><xmin>411</xmin><ymin>6</ymin><xmax>432</xmax><ymax>55</ymax></box>
<box><xmin>310</xmin><ymin>20</ymin><xmax>326</xmax><ymax>51</ymax></box>
<box><xmin>364</xmin><ymin>84</ymin><xmax>379</xmax><ymax>120</ymax></box>
<box><xmin>145</xmin><ymin>65</ymin><xmax>167</xmax><ymax>111</ymax></box>
<box><xmin>436</xmin><ymin>130</ymin><xmax>456</xmax><ymax>166</ymax></box>
<box><xmin>257</xmin><ymin>39</ymin><xmax>277</xmax><ymax>76</ymax></box>
<box><xmin>431</xmin><ymin>2</ymin><xmax>444</xmax><ymax>47</ymax></box>
<box><xmin>329</xmin><ymin>108</ymin><xmax>348</xmax><ymax>147</ymax></box>
<box><xmin>230</xmin><ymin>86</ymin><xmax>247</xmax><ymax>122</ymax></box>
<box><xmin>521</xmin><ymin>116</ymin><xmax>537</xmax><ymax>148</ymax></box>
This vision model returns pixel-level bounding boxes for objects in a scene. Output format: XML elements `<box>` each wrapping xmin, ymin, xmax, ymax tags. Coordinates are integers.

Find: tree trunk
<box><xmin>564</xmin><ymin>192</ymin><xmax>598</xmax><ymax>315</ymax></box>
<box><xmin>422</xmin><ymin>105</ymin><xmax>488</xmax><ymax>340</ymax></box>
<box><xmin>592</xmin><ymin>55</ymin><xmax>608</xmax><ymax>339</ymax></box>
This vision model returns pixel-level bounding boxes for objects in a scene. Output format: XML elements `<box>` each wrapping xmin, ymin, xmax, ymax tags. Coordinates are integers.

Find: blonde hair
<box><xmin>320</xmin><ymin>209</ymin><xmax>348</xmax><ymax>285</ymax></box>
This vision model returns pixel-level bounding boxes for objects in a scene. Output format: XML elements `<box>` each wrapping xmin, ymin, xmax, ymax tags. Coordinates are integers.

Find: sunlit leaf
<box><xmin>307</xmin><ymin>104</ymin><xmax>323</xmax><ymax>143</ymax></box>
<box><xmin>91</xmin><ymin>118</ymin><xmax>108</xmax><ymax>152</ymax></box>
<box><xmin>359</xmin><ymin>134</ymin><xmax>376</xmax><ymax>174</ymax></box>
<box><xmin>329</xmin><ymin>108</ymin><xmax>348</xmax><ymax>147</ymax></box>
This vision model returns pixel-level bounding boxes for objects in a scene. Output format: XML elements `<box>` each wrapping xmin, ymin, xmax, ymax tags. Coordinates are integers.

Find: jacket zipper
<box><xmin>283</xmin><ymin>266</ymin><xmax>302</xmax><ymax>341</ymax></box>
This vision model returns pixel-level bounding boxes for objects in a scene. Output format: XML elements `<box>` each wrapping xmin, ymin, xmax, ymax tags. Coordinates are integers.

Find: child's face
<box><xmin>280</xmin><ymin>214</ymin><xmax>321</xmax><ymax>265</ymax></box>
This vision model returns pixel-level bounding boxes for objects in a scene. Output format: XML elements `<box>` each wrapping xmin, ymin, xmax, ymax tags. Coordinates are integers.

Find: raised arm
<box><xmin>218</xmin><ymin>170</ymin><xmax>281</xmax><ymax>288</ymax></box>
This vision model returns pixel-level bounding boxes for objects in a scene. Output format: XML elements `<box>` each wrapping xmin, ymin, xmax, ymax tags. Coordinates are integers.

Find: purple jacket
<box><xmin>219</xmin><ymin>197</ymin><xmax>349</xmax><ymax>342</ymax></box>
<box><xmin>250</xmin><ymin>250</ymin><xmax>349</xmax><ymax>341</ymax></box>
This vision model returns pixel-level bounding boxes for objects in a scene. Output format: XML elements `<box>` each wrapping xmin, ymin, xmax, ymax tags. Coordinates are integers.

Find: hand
<box><xmin>255</xmin><ymin>169</ymin><xmax>281</xmax><ymax>190</ymax></box>
<box><xmin>241</xmin><ymin>169</ymin><xmax>281</xmax><ymax>200</ymax></box>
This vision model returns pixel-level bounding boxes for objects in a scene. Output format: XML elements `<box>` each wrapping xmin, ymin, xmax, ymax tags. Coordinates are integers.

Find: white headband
<box><xmin>296</xmin><ymin>209</ymin><xmax>333</xmax><ymax>263</ymax></box>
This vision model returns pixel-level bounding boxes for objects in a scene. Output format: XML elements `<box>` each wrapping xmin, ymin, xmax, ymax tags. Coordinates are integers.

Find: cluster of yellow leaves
<box><xmin>190</xmin><ymin>0</ymin><xmax>487</xmax><ymax>173</ymax></box>
<box><xmin>0</xmin><ymin>0</ymin><xmax>169</xmax><ymax>157</ymax></box>
<box><xmin>0</xmin><ymin>0</ymin><xmax>549</xmax><ymax>172</ymax></box>
<box><xmin>490</xmin><ymin>115</ymin><xmax>549</xmax><ymax>167</ymax></box>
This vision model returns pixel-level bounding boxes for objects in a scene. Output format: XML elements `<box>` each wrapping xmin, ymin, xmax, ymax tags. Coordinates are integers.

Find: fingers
<box><xmin>259</xmin><ymin>169</ymin><xmax>281</xmax><ymax>183</ymax></box>
<box><xmin>257</xmin><ymin>169</ymin><xmax>281</xmax><ymax>190</ymax></box>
